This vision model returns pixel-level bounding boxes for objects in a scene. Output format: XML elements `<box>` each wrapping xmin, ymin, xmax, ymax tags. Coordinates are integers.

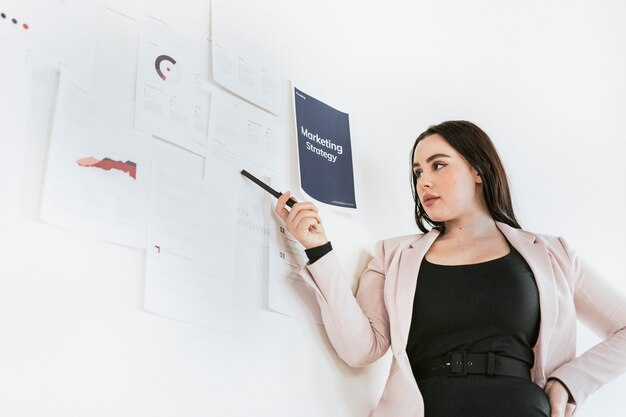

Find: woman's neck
<box><xmin>440</xmin><ymin>214</ymin><xmax>499</xmax><ymax>244</ymax></box>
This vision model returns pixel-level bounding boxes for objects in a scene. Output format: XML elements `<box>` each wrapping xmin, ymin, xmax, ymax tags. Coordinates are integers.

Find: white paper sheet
<box><xmin>206</xmin><ymin>88</ymin><xmax>283</xmax><ymax>245</ymax></box>
<box><xmin>144</xmin><ymin>167</ymin><xmax>236</xmax><ymax>331</ymax></box>
<box><xmin>0</xmin><ymin>39</ymin><xmax>28</xmax><ymax>227</ymax></box>
<box><xmin>40</xmin><ymin>72</ymin><xmax>151</xmax><ymax>248</ymax></box>
<box><xmin>211</xmin><ymin>0</ymin><xmax>281</xmax><ymax>115</ymax></box>
<box><xmin>97</xmin><ymin>0</ymin><xmax>143</xmax><ymax>21</ymax></box>
<box><xmin>268</xmin><ymin>210</ymin><xmax>323</xmax><ymax>324</ymax></box>
<box><xmin>134</xmin><ymin>15</ymin><xmax>211</xmax><ymax>156</ymax></box>
<box><xmin>151</xmin><ymin>137</ymin><xmax>205</xmax><ymax>180</ymax></box>
<box><xmin>205</xmin><ymin>90</ymin><xmax>319</xmax><ymax>322</ymax></box>
<box><xmin>92</xmin><ymin>6</ymin><xmax>139</xmax><ymax>102</ymax></box>
<box><xmin>0</xmin><ymin>0</ymin><xmax>96</xmax><ymax>71</ymax></box>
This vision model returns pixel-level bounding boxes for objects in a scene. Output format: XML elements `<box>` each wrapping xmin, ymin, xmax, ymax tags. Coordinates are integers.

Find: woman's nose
<box><xmin>418</xmin><ymin>174</ymin><xmax>432</xmax><ymax>189</ymax></box>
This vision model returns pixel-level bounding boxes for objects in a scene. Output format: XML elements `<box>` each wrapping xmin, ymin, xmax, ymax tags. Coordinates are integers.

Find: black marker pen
<box><xmin>240</xmin><ymin>169</ymin><xmax>297</xmax><ymax>208</ymax></box>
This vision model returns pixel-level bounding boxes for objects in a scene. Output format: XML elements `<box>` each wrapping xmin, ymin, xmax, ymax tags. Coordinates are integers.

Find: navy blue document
<box><xmin>293</xmin><ymin>87</ymin><xmax>356</xmax><ymax>209</ymax></box>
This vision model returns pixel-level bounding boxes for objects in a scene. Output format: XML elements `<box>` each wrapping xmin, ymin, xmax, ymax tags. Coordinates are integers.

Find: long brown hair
<box><xmin>410</xmin><ymin>120</ymin><xmax>522</xmax><ymax>233</ymax></box>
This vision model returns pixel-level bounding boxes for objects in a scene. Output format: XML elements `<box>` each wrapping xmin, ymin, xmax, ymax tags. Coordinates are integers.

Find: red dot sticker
<box><xmin>23</xmin><ymin>23</ymin><xmax>29</xmax><ymax>30</ymax></box>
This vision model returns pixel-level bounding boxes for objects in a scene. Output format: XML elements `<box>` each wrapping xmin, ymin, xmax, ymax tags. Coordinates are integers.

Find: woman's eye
<box><xmin>413</xmin><ymin>162</ymin><xmax>446</xmax><ymax>180</ymax></box>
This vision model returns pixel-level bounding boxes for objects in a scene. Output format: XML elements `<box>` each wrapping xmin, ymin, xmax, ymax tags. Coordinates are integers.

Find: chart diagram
<box><xmin>76</xmin><ymin>156</ymin><xmax>137</xmax><ymax>179</ymax></box>
<box><xmin>154</xmin><ymin>54</ymin><xmax>176</xmax><ymax>81</ymax></box>
<box><xmin>134</xmin><ymin>15</ymin><xmax>210</xmax><ymax>156</ymax></box>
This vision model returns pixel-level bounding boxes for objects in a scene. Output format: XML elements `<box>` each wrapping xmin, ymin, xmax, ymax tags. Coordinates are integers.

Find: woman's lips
<box><xmin>424</xmin><ymin>197</ymin><xmax>439</xmax><ymax>207</ymax></box>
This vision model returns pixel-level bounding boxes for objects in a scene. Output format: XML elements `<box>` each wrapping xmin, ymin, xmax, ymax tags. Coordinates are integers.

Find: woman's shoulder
<box><xmin>522</xmin><ymin>228</ymin><xmax>561</xmax><ymax>245</ymax></box>
<box><xmin>364</xmin><ymin>233</ymin><xmax>426</xmax><ymax>270</ymax></box>
<box><xmin>508</xmin><ymin>224</ymin><xmax>575</xmax><ymax>266</ymax></box>
<box><xmin>499</xmin><ymin>221</ymin><xmax>568</xmax><ymax>251</ymax></box>
<box><xmin>378</xmin><ymin>233</ymin><xmax>427</xmax><ymax>253</ymax></box>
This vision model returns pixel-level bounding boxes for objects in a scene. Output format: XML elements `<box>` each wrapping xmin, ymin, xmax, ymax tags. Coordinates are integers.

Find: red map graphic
<box><xmin>77</xmin><ymin>157</ymin><xmax>137</xmax><ymax>179</ymax></box>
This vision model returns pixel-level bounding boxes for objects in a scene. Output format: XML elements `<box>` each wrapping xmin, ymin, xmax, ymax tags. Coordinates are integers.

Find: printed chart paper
<box><xmin>135</xmin><ymin>15</ymin><xmax>211</xmax><ymax>155</ymax></box>
<box><xmin>92</xmin><ymin>6</ymin><xmax>140</xmax><ymax>101</ymax></box>
<box><xmin>144</xmin><ymin>167</ymin><xmax>236</xmax><ymax>331</ymax></box>
<box><xmin>268</xmin><ymin>209</ymin><xmax>322</xmax><ymax>324</ymax></box>
<box><xmin>207</xmin><ymin>88</ymin><xmax>292</xmax><ymax>323</ymax></box>
<box><xmin>211</xmin><ymin>0</ymin><xmax>281</xmax><ymax>115</ymax></box>
<box><xmin>293</xmin><ymin>86</ymin><xmax>357</xmax><ymax>209</ymax></box>
<box><xmin>207</xmin><ymin>88</ymin><xmax>284</xmax><ymax>245</ymax></box>
<box><xmin>0</xmin><ymin>40</ymin><xmax>28</xmax><ymax>227</ymax></box>
<box><xmin>40</xmin><ymin>72</ymin><xmax>151</xmax><ymax>248</ymax></box>
<box><xmin>0</xmin><ymin>0</ymin><xmax>96</xmax><ymax>71</ymax></box>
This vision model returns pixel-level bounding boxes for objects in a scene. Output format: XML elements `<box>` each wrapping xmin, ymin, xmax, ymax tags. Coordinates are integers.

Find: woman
<box><xmin>274</xmin><ymin>120</ymin><xmax>626</xmax><ymax>417</ymax></box>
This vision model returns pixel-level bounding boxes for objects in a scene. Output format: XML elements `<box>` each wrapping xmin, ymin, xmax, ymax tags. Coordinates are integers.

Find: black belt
<box><xmin>413</xmin><ymin>351</ymin><xmax>531</xmax><ymax>381</ymax></box>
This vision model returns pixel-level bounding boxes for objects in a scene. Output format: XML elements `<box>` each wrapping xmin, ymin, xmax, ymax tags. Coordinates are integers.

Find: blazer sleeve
<box><xmin>298</xmin><ymin>239</ymin><xmax>391</xmax><ymax>368</ymax></box>
<box><xmin>548</xmin><ymin>236</ymin><xmax>626</xmax><ymax>407</ymax></box>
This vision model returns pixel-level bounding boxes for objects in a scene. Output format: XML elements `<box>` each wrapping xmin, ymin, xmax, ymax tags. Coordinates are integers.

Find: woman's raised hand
<box><xmin>275</xmin><ymin>191</ymin><xmax>328</xmax><ymax>249</ymax></box>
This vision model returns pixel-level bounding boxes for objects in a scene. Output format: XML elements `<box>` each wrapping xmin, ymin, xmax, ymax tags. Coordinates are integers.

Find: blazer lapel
<box><xmin>394</xmin><ymin>228</ymin><xmax>440</xmax><ymax>352</ymax></box>
<box><xmin>495</xmin><ymin>221</ymin><xmax>557</xmax><ymax>384</ymax></box>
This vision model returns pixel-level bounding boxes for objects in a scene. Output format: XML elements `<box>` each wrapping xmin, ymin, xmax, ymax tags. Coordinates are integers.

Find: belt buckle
<box><xmin>446</xmin><ymin>351</ymin><xmax>467</xmax><ymax>376</ymax></box>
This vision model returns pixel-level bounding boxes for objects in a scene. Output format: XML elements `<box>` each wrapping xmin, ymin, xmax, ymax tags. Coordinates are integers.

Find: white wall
<box><xmin>1</xmin><ymin>0</ymin><xmax>625</xmax><ymax>416</ymax></box>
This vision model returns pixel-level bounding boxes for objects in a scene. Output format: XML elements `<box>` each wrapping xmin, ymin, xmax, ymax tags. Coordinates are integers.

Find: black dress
<box><xmin>407</xmin><ymin>240</ymin><xmax>551</xmax><ymax>417</ymax></box>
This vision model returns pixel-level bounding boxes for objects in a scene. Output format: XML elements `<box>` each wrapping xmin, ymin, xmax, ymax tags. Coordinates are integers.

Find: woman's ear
<box><xmin>474</xmin><ymin>170</ymin><xmax>482</xmax><ymax>184</ymax></box>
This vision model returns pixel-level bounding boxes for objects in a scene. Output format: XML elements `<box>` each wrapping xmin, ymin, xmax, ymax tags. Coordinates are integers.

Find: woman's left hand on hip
<box><xmin>544</xmin><ymin>379</ymin><xmax>569</xmax><ymax>417</ymax></box>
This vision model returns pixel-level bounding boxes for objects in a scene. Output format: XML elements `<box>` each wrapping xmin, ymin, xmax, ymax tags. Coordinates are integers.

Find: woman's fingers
<box><xmin>286</xmin><ymin>202</ymin><xmax>319</xmax><ymax>225</ymax></box>
<box><xmin>544</xmin><ymin>380</ymin><xmax>568</xmax><ymax>417</ymax></box>
<box><xmin>274</xmin><ymin>191</ymin><xmax>327</xmax><ymax>247</ymax></box>
<box><xmin>290</xmin><ymin>209</ymin><xmax>322</xmax><ymax>230</ymax></box>
<box><xmin>275</xmin><ymin>191</ymin><xmax>292</xmax><ymax>221</ymax></box>
<box><xmin>294</xmin><ymin>216</ymin><xmax>320</xmax><ymax>235</ymax></box>
<box><xmin>276</xmin><ymin>192</ymin><xmax>320</xmax><ymax>224</ymax></box>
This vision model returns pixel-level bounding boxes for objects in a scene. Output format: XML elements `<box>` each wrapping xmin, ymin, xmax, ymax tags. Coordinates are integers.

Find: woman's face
<box><xmin>412</xmin><ymin>134</ymin><xmax>484</xmax><ymax>223</ymax></box>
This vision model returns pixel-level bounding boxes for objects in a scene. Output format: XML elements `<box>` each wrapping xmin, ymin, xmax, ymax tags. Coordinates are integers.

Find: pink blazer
<box><xmin>299</xmin><ymin>221</ymin><xmax>626</xmax><ymax>417</ymax></box>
